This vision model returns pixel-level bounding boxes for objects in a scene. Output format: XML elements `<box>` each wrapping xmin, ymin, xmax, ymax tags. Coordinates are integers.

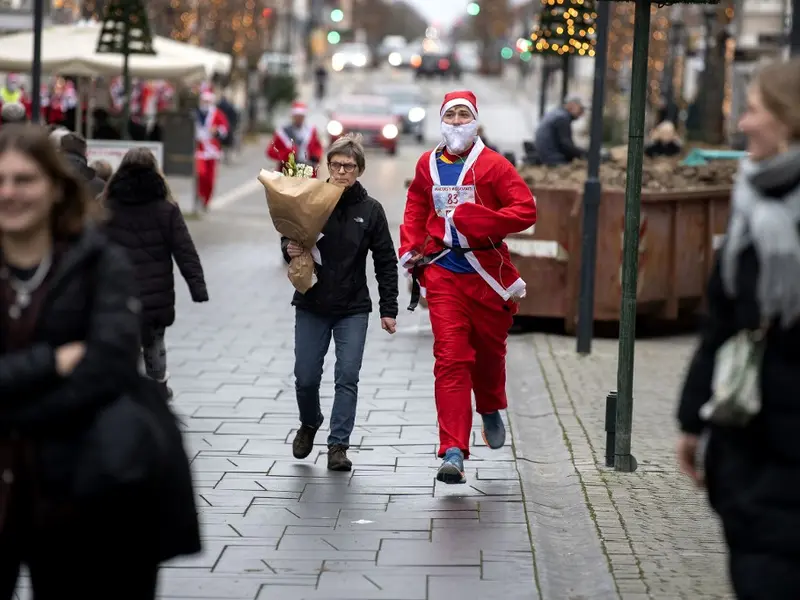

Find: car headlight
<box><xmin>382</xmin><ymin>124</ymin><xmax>398</xmax><ymax>139</ymax></box>
<box><xmin>331</xmin><ymin>53</ymin><xmax>345</xmax><ymax>71</ymax></box>
<box><xmin>388</xmin><ymin>52</ymin><xmax>402</xmax><ymax>66</ymax></box>
<box><xmin>327</xmin><ymin>120</ymin><xmax>343</xmax><ymax>136</ymax></box>
<box><xmin>408</xmin><ymin>107</ymin><xmax>426</xmax><ymax>123</ymax></box>
<box><xmin>352</xmin><ymin>54</ymin><xmax>367</xmax><ymax>67</ymax></box>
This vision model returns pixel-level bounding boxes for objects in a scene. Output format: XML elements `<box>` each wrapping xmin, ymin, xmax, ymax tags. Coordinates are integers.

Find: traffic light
<box><xmin>466</xmin><ymin>2</ymin><xmax>479</xmax><ymax>16</ymax></box>
<box><xmin>327</xmin><ymin>31</ymin><xmax>341</xmax><ymax>44</ymax></box>
<box><xmin>261</xmin><ymin>7</ymin><xmax>271</xmax><ymax>18</ymax></box>
<box><xmin>330</xmin><ymin>8</ymin><xmax>343</xmax><ymax>22</ymax></box>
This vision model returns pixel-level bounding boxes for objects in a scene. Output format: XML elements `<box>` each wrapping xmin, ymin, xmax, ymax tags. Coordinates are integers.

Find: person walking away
<box><xmin>103</xmin><ymin>147</ymin><xmax>208</xmax><ymax>399</ymax></box>
<box><xmin>534</xmin><ymin>95</ymin><xmax>587</xmax><ymax>166</ymax></box>
<box><xmin>194</xmin><ymin>89</ymin><xmax>229</xmax><ymax>213</ymax></box>
<box><xmin>399</xmin><ymin>90</ymin><xmax>537</xmax><ymax>484</ymax></box>
<box><xmin>217</xmin><ymin>93</ymin><xmax>239</xmax><ymax>165</ymax></box>
<box><xmin>52</xmin><ymin>132</ymin><xmax>106</xmax><ymax>198</ymax></box>
<box><xmin>0</xmin><ymin>124</ymin><xmax>198</xmax><ymax>598</ymax></box>
<box><xmin>282</xmin><ymin>133</ymin><xmax>398</xmax><ymax>471</ymax></box>
<box><xmin>676</xmin><ymin>58</ymin><xmax>800</xmax><ymax>600</ymax></box>
<box><xmin>314</xmin><ymin>64</ymin><xmax>328</xmax><ymax>103</ymax></box>
<box><xmin>267</xmin><ymin>101</ymin><xmax>323</xmax><ymax>176</ymax></box>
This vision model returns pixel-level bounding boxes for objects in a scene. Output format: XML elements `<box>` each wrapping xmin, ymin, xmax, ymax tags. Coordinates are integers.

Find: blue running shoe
<box><xmin>481</xmin><ymin>411</ymin><xmax>506</xmax><ymax>449</ymax></box>
<box><xmin>437</xmin><ymin>447</ymin><xmax>466</xmax><ymax>484</ymax></box>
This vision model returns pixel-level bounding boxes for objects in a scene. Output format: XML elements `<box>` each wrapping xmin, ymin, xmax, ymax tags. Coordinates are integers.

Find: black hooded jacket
<box><xmin>103</xmin><ymin>164</ymin><xmax>208</xmax><ymax>329</ymax></box>
<box><xmin>281</xmin><ymin>181</ymin><xmax>398</xmax><ymax>318</ymax></box>
<box><xmin>62</xmin><ymin>150</ymin><xmax>106</xmax><ymax>198</ymax></box>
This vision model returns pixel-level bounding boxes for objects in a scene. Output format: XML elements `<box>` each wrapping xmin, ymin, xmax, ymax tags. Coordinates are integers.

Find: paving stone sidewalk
<box><xmin>153</xmin><ymin>220</ymin><xmax>545</xmax><ymax>600</ymax></box>
<box><xmin>525</xmin><ymin>333</ymin><xmax>734</xmax><ymax>599</ymax></box>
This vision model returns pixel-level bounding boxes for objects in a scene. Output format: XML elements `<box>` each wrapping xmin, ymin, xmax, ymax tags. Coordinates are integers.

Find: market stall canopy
<box><xmin>0</xmin><ymin>23</ymin><xmax>231</xmax><ymax>83</ymax></box>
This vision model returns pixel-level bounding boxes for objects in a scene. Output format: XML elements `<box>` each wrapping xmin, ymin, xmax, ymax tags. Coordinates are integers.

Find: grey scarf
<box><xmin>721</xmin><ymin>147</ymin><xmax>800</xmax><ymax>328</ymax></box>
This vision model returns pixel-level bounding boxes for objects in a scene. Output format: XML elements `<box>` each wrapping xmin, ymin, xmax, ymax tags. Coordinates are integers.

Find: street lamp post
<box><xmin>31</xmin><ymin>0</ymin><xmax>45</xmax><ymax>123</ymax></box>
<box><xmin>575</xmin><ymin>0</ymin><xmax>611</xmax><ymax>355</ymax></box>
<box><xmin>791</xmin><ymin>0</ymin><xmax>800</xmax><ymax>54</ymax></box>
<box><xmin>662</xmin><ymin>6</ymin><xmax>684</xmax><ymax>124</ymax></box>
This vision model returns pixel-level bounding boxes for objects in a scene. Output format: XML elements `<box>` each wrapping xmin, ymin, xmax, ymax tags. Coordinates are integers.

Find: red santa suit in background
<box><xmin>399</xmin><ymin>90</ymin><xmax>537</xmax><ymax>484</ymax></box>
<box><xmin>194</xmin><ymin>90</ymin><xmax>229</xmax><ymax>211</ymax></box>
<box><xmin>266</xmin><ymin>101</ymin><xmax>323</xmax><ymax>176</ymax></box>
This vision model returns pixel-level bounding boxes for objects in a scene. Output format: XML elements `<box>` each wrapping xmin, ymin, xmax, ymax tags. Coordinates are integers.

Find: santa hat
<box><xmin>440</xmin><ymin>91</ymin><xmax>478</xmax><ymax>120</ymax></box>
<box><xmin>291</xmin><ymin>101</ymin><xmax>308</xmax><ymax>116</ymax></box>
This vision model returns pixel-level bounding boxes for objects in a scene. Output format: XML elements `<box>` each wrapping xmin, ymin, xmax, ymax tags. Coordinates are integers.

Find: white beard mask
<box><xmin>441</xmin><ymin>121</ymin><xmax>479</xmax><ymax>154</ymax></box>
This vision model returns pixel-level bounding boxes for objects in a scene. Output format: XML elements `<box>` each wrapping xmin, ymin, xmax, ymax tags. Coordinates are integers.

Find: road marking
<box><xmin>212</xmin><ymin>178</ymin><xmax>263</xmax><ymax>209</ymax></box>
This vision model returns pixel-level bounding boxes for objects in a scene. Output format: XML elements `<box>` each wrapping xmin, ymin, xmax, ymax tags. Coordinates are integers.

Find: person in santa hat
<box><xmin>194</xmin><ymin>89</ymin><xmax>230</xmax><ymax>212</ymax></box>
<box><xmin>398</xmin><ymin>90</ymin><xmax>537</xmax><ymax>484</ymax></box>
<box><xmin>267</xmin><ymin>101</ymin><xmax>323</xmax><ymax>176</ymax></box>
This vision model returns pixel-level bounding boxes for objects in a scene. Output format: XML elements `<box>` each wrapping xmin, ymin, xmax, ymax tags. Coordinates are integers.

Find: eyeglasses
<box><xmin>328</xmin><ymin>161</ymin><xmax>357</xmax><ymax>173</ymax></box>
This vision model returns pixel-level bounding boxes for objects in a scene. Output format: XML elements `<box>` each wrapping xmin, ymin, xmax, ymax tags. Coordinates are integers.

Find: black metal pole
<box><xmin>614</xmin><ymin>0</ymin><xmax>650</xmax><ymax>474</ymax></box>
<box><xmin>791</xmin><ymin>0</ymin><xmax>800</xmax><ymax>55</ymax></box>
<box><xmin>539</xmin><ymin>61</ymin><xmax>549</xmax><ymax>118</ymax></box>
<box><xmin>575</xmin><ymin>0</ymin><xmax>610</xmax><ymax>355</ymax></box>
<box><xmin>560</xmin><ymin>53</ymin><xmax>569</xmax><ymax>103</ymax></box>
<box><xmin>30</xmin><ymin>0</ymin><xmax>44</xmax><ymax>124</ymax></box>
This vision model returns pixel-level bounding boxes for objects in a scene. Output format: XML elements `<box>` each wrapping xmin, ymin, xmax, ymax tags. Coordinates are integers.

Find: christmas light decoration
<box><xmin>530</xmin><ymin>0</ymin><xmax>598</xmax><ymax>58</ymax></box>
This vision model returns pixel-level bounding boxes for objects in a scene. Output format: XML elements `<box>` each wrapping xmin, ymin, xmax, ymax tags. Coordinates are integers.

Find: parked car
<box><xmin>374</xmin><ymin>83</ymin><xmax>427</xmax><ymax>144</ymax></box>
<box><xmin>326</xmin><ymin>94</ymin><xmax>400</xmax><ymax>155</ymax></box>
<box><xmin>414</xmin><ymin>51</ymin><xmax>462</xmax><ymax>80</ymax></box>
<box><xmin>331</xmin><ymin>43</ymin><xmax>372</xmax><ymax>71</ymax></box>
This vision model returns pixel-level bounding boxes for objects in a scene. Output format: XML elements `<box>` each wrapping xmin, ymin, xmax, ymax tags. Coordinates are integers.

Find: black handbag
<box><xmin>70</xmin><ymin>376</ymin><xmax>167</xmax><ymax>500</ymax></box>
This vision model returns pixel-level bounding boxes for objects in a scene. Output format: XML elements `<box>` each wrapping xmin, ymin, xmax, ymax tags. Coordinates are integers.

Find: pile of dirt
<box><xmin>519</xmin><ymin>154</ymin><xmax>738</xmax><ymax>191</ymax></box>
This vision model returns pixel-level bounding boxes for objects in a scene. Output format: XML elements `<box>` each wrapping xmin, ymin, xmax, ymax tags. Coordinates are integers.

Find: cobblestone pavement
<box><xmin>526</xmin><ymin>333</ymin><xmax>734</xmax><ymax>599</ymax></box>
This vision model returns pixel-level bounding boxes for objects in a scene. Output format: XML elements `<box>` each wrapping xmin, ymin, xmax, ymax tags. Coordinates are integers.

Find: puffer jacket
<box><xmin>103</xmin><ymin>164</ymin><xmax>208</xmax><ymax>328</ymax></box>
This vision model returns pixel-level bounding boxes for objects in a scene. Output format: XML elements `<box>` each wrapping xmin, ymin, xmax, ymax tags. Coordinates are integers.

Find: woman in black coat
<box><xmin>103</xmin><ymin>148</ymin><xmax>208</xmax><ymax>398</ymax></box>
<box><xmin>677</xmin><ymin>59</ymin><xmax>800</xmax><ymax>599</ymax></box>
<box><xmin>0</xmin><ymin>125</ymin><xmax>198</xmax><ymax>597</ymax></box>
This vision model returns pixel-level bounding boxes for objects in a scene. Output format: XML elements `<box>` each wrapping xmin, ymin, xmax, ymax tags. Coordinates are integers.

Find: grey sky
<box><xmin>403</xmin><ymin>0</ymin><xmax>527</xmax><ymax>28</ymax></box>
<box><xmin>404</xmin><ymin>0</ymin><xmax>469</xmax><ymax>27</ymax></box>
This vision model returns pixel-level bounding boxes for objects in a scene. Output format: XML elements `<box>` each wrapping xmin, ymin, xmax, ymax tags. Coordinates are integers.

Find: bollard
<box><xmin>604</xmin><ymin>391</ymin><xmax>617</xmax><ymax>467</ymax></box>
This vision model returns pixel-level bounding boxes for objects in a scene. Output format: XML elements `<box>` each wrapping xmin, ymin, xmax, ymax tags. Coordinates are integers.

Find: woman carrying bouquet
<box><xmin>281</xmin><ymin>133</ymin><xmax>398</xmax><ymax>472</ymax></box>
<box><xmin>398</xmin><ymin>90</ymin><xmax>537</xmax><ymax>484</ymax></box>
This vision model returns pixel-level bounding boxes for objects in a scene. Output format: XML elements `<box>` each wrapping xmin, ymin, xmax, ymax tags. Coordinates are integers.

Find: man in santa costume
<box><xmin>267</xmin><ymin>101</ymin><xmax>323</xmax><ymax>175</ymax></box>
<box><xmin>399</xmin><ymin>90</ymin><xmax>537</xmax><ymax>484</ymax></box>
<box><xmin>194</xmin><ymin>89</ymin><xmax>229</xmax><ymax>212</ymax></box>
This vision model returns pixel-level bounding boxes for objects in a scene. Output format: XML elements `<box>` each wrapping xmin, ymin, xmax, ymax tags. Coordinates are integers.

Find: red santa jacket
<box><xmin>399</xmin><ymin>137</ymin><xmax>537</xmax><ymax>301</ymax></box>
<box><xmin>195</xmin><ymin>106</ymin><xmax>229</xmax><ymax>160</ymax></box>
<box><xmin>267</xmin><ymin>123</ymin><xmax>323</xmax><ymax>173</ymax></box>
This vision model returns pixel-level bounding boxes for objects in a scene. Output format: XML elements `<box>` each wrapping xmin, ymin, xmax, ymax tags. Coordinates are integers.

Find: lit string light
<box><xmin>530</xmin><ymin>0</ymin><xmax>598</xmax><ymax>58</ymax></box>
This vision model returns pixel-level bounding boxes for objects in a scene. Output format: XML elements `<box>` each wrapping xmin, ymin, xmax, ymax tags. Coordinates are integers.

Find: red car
<box><xmin>326</xmin><ymin>94</ymin><xmax>400</xmax><ymax>155</ymax></box>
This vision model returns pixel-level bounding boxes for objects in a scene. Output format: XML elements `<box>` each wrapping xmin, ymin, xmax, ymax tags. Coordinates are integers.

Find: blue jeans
<box><xmin>294</xmin><ymin>309</ymin><xmax>369</xmax><ymax>448</ymax></box>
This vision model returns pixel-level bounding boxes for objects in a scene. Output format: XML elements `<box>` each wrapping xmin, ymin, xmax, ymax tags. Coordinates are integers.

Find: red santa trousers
<box><xmin>424</xmin><ymin>265</ymin><xmax>514</xmax><ymax>459</ymax></box>
<box><xmin>195</xmin><ymin>158</ymin><xmax>218</xmax><ymax>207</ymax></box>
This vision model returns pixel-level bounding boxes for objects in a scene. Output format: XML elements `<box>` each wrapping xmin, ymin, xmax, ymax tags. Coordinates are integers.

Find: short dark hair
<box><xmin>0</xmin><ymin>124</ymin><xmax>93</xmax><ymax>238</ymax></box>
<box><xmin>59</xmin><ymin>132</ymin><xmax>88</xmax><ymax>157</ymax></box>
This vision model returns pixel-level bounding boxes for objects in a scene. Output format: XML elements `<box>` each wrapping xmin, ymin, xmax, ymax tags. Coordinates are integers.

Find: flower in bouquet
<box><xmin>282</xmin><ymin>152</ymin><xmax>315</xmax><ymax>178</ymax></box>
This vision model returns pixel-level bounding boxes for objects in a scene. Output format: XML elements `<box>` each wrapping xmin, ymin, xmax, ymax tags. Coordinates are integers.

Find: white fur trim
<box><xmin>428</xmin><ymin>137</ymin><xmax>485</xmax><ymax>185</ymax></box>
<box><xmin>441</xmin><ymin>98</ymin><xmax>477</xmax><ymax>119</ymax></box>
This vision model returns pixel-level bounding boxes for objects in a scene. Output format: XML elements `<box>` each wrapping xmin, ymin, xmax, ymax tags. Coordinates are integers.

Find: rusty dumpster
<box><xmin>506</xmin><ymin>186</ymin><xmax>732</xmax><ymax>331</ymax></box>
